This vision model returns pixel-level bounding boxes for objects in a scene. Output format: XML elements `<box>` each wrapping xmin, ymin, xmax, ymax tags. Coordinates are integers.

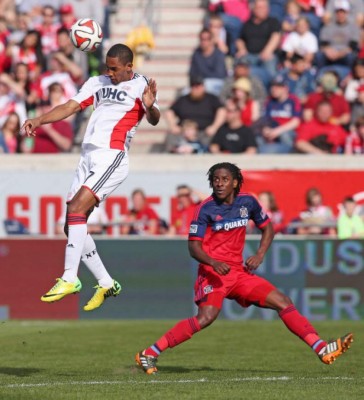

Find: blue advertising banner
<box><xmin>78</xmin><ymin>238</ymin><xmax>364</xmax><ymax>321</ymax></box>
<box><xmin>0</xmin><ymin>238</ymin><xmax>362</xmax><ymax>320</ymax></box>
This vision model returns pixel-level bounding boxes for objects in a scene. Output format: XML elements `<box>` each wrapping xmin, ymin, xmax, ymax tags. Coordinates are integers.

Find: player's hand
<box><xmin>21</xmin><ymin>118</ymin><xmax>41</xmax><ymax>137</ymax></box>
<box><xmin>142</xmin><ymin>78</ymin><xmax>157</xmax><ymax>109</ymax></box>
<box><xmin>211</xmin><ymin>261</ymin><xmax>230</xmax><ymax>275</ymax></box>
<box><xmin>245</xmin><ymin>254</ymin><xmax>264</xmax><ymax>271</ymax></box>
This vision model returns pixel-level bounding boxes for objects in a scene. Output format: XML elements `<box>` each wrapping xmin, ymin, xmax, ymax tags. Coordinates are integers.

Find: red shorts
<box><xmin>194</xmin><ymin>264</ymin><xmax>276</xmax><ymax>309</ymax></box>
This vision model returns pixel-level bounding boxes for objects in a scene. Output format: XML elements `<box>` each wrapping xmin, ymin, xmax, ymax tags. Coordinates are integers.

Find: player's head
<box><xmin>105</xmin><ymin>44</ymin><xmax>134</xmax><ymax>84</ymax></box>
<box><xmin>207</xmin><ymin>162</ymin><xmax>243</xmax><ymax>198</ymax></box>
<box><xmin>107</xmin><ymin>44</ymin><xmax>133</xmax><ymax>64</ymax></box>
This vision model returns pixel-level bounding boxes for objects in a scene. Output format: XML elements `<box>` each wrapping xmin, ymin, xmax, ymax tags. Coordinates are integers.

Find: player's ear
<box><xmin>233</xmin><ymin>179</ymin><xmax>238</xmax><ymax>188</ymax></box>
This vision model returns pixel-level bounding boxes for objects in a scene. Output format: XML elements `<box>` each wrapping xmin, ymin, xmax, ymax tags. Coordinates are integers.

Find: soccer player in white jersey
<box><xmin>21</xmin><ymin>44</ymin><xmax>160</xmax><ymax>311</ymax></box>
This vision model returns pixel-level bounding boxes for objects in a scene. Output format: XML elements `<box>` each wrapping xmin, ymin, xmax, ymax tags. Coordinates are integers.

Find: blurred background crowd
<box><xmin>47</xmin><ymin>184</ymin><xmax>364</xmax><ymax>239</ymax></box>
<box><xmin>1</xmin><ymin>0</ymin><xmax>364</xmax><ymax>156</ymax></box>
<box><xmin>0</xmin><ymin>0</ymin><xmax>364</xmax><ymax>238</ymax></box>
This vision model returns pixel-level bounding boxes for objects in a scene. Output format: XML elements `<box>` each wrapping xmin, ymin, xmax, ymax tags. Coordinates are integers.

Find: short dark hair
<box><xmin>106</xmin><ymin>44</ymin><xmax>133</xmax><ymax>64</ymax></box>
<box><xmin>57</xmin><ymin>27</ymin><xmax>70</xmax><ymax>36</ymax></box>
<box><xmin>207</xmin><ymin>162</ymin><xmax>243</xmax><ymax>196</ymax></box>
<box><xmin>176</xmin><ymin>184</ymin><xmax>191</xmax><ymax>192</ymax></box>
<box><xmin>290</xmin><ymin>53</ymin><xmax>305</xmax><ymax>64</ymax></box>
<box><xmin>355</xmin><ymin>116</ymin><xmax>364</xmax><ymax>128</ymax></box>
<box><xmin>343</xmin><ymin>196</ymin><xmax>355</xmax><ymax>204</ymax></box>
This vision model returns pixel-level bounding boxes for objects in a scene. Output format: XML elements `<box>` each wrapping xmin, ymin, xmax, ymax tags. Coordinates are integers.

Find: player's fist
<box><xmin>21</xmin><ymin>118</ymin><xmax>40</xmax><ymax>137</ymax></box>
<box><xmin>211</xmin><ymin>261</ymin><xmax>230</xmax><ymax>275</ymax></box>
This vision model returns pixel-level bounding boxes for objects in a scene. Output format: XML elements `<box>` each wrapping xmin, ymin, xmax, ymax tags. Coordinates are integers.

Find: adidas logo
<box><xmin>67</xmin><ymin>244</ymin><xmax>75</xmax><ymax>248</ymax></box>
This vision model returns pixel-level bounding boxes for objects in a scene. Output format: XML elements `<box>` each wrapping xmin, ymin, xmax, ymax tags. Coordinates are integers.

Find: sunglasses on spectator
<box><xmin>177</xmin><ymin>192</ymin><xmax>191</xmax><ymax>198</ymax></box>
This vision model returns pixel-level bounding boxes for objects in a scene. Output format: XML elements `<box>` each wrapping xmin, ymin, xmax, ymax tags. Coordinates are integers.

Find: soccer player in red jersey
<box><xmin>136</xmin><ymin>162</ymin><xmax>353</xmax><ymax>374</ymax></box>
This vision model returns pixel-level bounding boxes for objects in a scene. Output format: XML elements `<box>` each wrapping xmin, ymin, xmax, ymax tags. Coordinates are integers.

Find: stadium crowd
<box><xmin>0</xmin><ymin>0</ymin><xmax>364</xmax><ymax>238</ymax></box>
<box><xmin>51</xmin><ymin>185</ymin><xmax>364</xmax><ymax>238</ymax></box>
<box><xmin>0</xmin><ymin>0</ymin><xmax>364</xmax><ymax>155</ymax></box>
<box><xmin>165</xmin><ymin>0</ymin><xmax>364</xmax><ymax>155</ymax></box>
<box><xmin>0</xmin><ymin>0</ymin><xmax>108</xmax><ymax>154</ymax></box>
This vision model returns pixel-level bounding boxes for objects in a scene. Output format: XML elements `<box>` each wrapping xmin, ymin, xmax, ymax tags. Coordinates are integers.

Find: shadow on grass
<box><xmin>0</xmin><ymin>367</ymin><xmax>42</xmax><ymax>377</ymax></box>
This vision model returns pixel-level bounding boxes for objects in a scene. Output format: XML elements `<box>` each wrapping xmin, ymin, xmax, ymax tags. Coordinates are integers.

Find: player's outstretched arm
<box><xmin>246</xmin><ymin>221</ymin><xmax>275</xmax><ymax>271</ymax></box>
<box><xmin>21</xmin><ymin>100</ymin><xmax>81</xmax><ymax>136</ymax></box>
<box><xmin>142</xmin><ymin>78</ymin><xmax>160</xmax><ymax>126</ymax></box>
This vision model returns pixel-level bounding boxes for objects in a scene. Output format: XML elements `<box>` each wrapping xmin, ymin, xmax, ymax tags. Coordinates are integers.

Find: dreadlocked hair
<box><xmin>207</xmin><ymin>162</ymin><xmax>243</xmax><ymax>196</ymax></box>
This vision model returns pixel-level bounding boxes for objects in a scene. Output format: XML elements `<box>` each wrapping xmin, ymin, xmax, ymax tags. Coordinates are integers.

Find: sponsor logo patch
<box><xmin>203</xmin><ymin>285</ymin><xmax>213</xmax><ymax>294</ymax></box>
<box><xmin>240</xmin><ymin>206</ymin><xmax>248</xmax><ymax>218</ymax></box>
<box><xmin>189</xmin><ymin>224</ymin><xmax>198</xmax><ymax>234</ymax></box>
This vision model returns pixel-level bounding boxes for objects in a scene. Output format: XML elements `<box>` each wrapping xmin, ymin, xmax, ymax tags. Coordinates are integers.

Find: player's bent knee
<box><xmin>266</xmin><ymin>290</ymin><xmax>293</xmax><ymax>311</ymax></box>
<box><xmin>197</xmin><ymin>315</ymin><xmax>216</xmax><ymax>329</ymax></box>
<box><xmin>196</xmin><ymin>307</ymin><xmax>219</xmax><ymax>328</ymax></box>
<box><xmin>280</xmin><ymin>294</ymin><xmax>293</xmax><ymax>309</ymax></box>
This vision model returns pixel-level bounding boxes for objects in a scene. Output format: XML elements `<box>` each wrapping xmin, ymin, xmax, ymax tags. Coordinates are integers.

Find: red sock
<box><xmin>279</xmin><ymin>305</ymin><xmax>326</xmax><ymax>352</ymax></box>
<box><xmin>144</xmin><ymin>317</ymin><xmax>201</xmax><ymax>357</ymax></box>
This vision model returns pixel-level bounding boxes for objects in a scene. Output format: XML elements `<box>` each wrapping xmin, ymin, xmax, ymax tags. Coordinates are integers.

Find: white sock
<box><xmin>81</xmin><ymin>234</ymin><xmax>114</xmax><ymax>288</ymax></box>
<box><xmin>62</xmin><ymin>215</ymin><xmax>88</xmax><ymax>283</ymax></box>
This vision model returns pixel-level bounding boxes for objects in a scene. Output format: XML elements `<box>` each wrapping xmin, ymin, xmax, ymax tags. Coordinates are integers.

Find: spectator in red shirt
<box><xmin>303</xmin><ymin>71</ymin><xmax>351</xmax><ymax>126</ymax></box>
<box><xmin>59</xmin><ymin>4</ymin><xmax>77</xmax><ymax>30</ymax></box>
<box><xmin>22</xmin><ymin>119</ymin><xmax>73</xmax><ymax>153</ymax></box>
<box><xmin>21</xmin><ymin>82</ymin><xmax>74</xmax><ymax>153</ymax></box>
<box><xmin>345</xmin><ymin>116</ymin><xmax>364</xmax><ymax>154</ymax></box>
<box><xmin>0</xmin><ymin>62</ymin><xmax>41</xmax><ymax>114</ymax></box>
<box><xmin>8</xmin><ymin>30</ymin><xmax>46</xmax><ymax>77</ymax></box>
<box><xmin>0</xmin><ymin>16</ymin><xmax>11</xmax><ymax>73</ymax></box>
<box><xmin>35</xmin><ymin>5</ymin><xmax>61</xmax><ymax>56</ymax></box>
<box><xmin>231</xmin><ymin>77</ymin><xmax>260</xmax><ymax>126</ymax></box>
<box><xmin>296</xmin><ymin>100</ymin><xmax>347</xmax><ymax>154</ymax></box>
<box><xmin>121</xmin><ymin>189</ymin><xmax>161</xmax><ymax>235</ymax></box>
<box><xmin>169</xmin><ymin>185</ymin><xmax>205</xmax><ymax>236</ymax></box>
<box><xmin>258</xmin><ymin>191</ymin><xmax>285</xmax><ymax>233</ymax></box>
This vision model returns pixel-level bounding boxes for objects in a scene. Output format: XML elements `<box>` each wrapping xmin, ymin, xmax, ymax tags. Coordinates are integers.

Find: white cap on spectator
<box><xmin>334</xmin><ymin>0</ymin><xmax>350</xmax><ymax>11</ymax></box>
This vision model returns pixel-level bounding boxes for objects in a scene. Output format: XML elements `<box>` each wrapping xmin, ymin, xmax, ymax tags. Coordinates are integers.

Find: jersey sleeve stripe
<box><xmin>257</xmin><ymin>218</ymin><xmax>271</xmax><ymax>228</ymax></box>
<box><xmin>79</xmin><ymin>95</ymin><xmax>94</xmax><ymax>110</ymax></box>
<box><xmin>188</xmin><ymin>236</ymin><xmax>202</xmax><ymax>241</ymax></box>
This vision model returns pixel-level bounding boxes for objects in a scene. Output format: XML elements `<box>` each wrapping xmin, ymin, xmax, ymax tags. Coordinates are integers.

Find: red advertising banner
<box><xmin>2</xmin><ymin>170</ymin><xmax>364</xmax><ymax>236</ymax></box>
<box><xmin>242</xmin><ymin>170</ymin><xmax>364</xmax><ymax>225</ymax></box>
<box><xmin>0</xmin><ymin>240</ymin><xmax>78</xmax><ymax>319</ymax></box>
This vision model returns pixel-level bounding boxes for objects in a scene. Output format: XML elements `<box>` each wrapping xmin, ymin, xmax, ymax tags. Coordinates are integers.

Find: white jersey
<box><xmin>72</xmin><ymin>73</ymin><xmax>159</xmax><ymax>151</ymax></box>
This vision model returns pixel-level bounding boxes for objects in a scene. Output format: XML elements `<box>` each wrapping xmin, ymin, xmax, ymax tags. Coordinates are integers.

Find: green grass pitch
<box><xmin>0</xmin><ymin>320</ymin><xmax>362</xmax><ymax>400</ymax></box>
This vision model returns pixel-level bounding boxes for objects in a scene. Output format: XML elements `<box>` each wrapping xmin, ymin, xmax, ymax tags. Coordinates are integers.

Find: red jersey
<box><xmin>35</xmin><ymin>23</ymin><xmax>61</xmax><ymax>55</ymax></box>
<box><xmin>304</xmin><ymin>92</ymin><xmax>350</xmax><ymax>119</ymax></box>
<box><xmin>345</xmin><ymin>131</ymin><xmax>364</xmax><ymax>154</ymax></box>
<box><xmin>296</xmin><ymin>119</ymin><xmax>347</xmax><ymax>153</ymax></box>
<box><xmin>174</xmin><ymin>203</ymin><xmax>198</xmax><ymax>235</ymax></box>
<box><xmin>32</xmin><ymin>120</ymin><xmax>73</xmax><ymax>153</ymax></box>
<box><xmin>189</xmin><ymin>193</ymin><xmax>270</xmax><ymax>268</ymax></box>
<box><xmin>240</xmin><ymin>99</ymin><xmax>254</xmax><ymax>126</ymax></box>
<box><xmin>132</xmin><ymin>207</ymin><xmax>159</xmax><ymax>234</ymax></box>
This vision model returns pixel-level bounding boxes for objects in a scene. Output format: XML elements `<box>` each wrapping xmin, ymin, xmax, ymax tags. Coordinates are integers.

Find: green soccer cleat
<box><xmin>318</xmin><ymin>333</ymin><xmax>354</xmax><ymax>365</ymax></box>
<box><xmin>41</xmin><ymin>278</ymin><xmax>82</xmax><ymax>302</ymax></box>
<box><xmin>135</xmin><ymin>351</ymin><xmax>158</xmax><ymax>375</ymax></box>
<box><xmin>83</xmin><ymin>280</ymin><xmax>122</xmax><ymax>311</ymax></box>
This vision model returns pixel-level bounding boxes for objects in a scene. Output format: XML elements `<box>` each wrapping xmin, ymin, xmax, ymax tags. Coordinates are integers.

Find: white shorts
<box><xmin>66</xmin><ymin>146</ymin><xmax>129</xmax><ymax>203</ymax></box>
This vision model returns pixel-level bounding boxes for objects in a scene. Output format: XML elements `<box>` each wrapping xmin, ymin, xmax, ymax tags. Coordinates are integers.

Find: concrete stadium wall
<box><xmin>1</xmin><ymin>153</ymin><xmax>363</xmax><ymax>172</ymax></box>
